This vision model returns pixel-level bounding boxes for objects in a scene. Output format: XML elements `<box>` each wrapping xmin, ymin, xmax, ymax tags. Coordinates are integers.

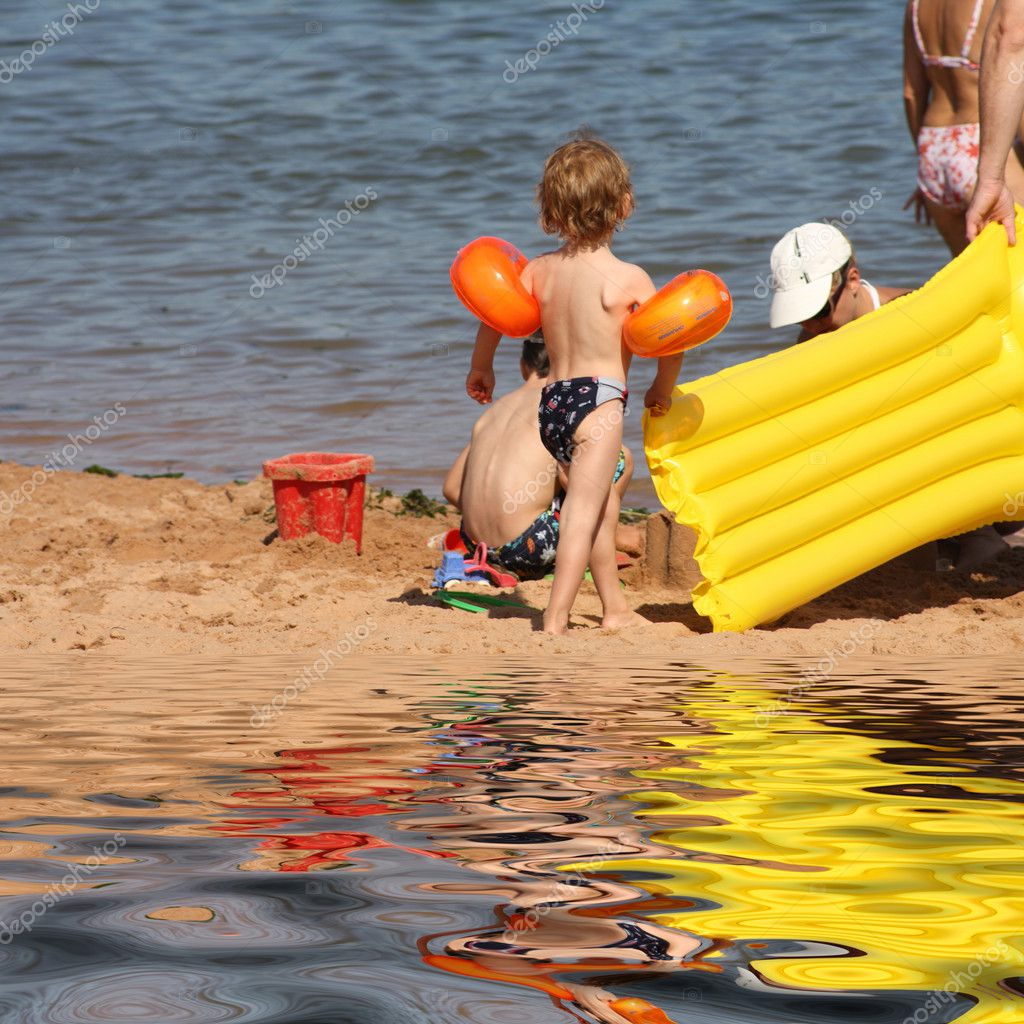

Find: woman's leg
<box><xmin>543</xmin><ymin>403</ymin><xmax>625</xmax><ymax>633</ymax></box>
<box><xmin>949</xmin><ymin>145</ymin><xmax>1024</xmax><ymax>253</ymax></box>
<box><xmin>925</xmin><ymin>198</ymin><xmax>969</xmax><ymax>256</ymax></box>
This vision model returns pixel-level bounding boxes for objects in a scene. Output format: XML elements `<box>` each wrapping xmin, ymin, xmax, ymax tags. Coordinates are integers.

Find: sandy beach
<box><xmin>2</xmin><ymin>460</ymin><xmax>1023</xmax><ymax>658</ymax></box>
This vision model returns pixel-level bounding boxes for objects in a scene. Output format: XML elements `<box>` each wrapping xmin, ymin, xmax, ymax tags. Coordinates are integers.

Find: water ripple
<box><xmin>0</xmin><ymin>0</ymin><xmax>951</xmax><ymax>495</ymax></box>
<box><xmin>0</xmin><ymin>659</ymin><xmax>1019</xmax><ymax>1022</ymax></box>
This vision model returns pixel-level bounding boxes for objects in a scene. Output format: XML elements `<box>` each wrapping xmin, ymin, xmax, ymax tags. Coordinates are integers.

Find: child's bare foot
<box><xmin>601</xmin><ymin>609</ymin><xmax>648</xmax><ymax>630</ymax></box>
<box><xmin>542</xmin><ymin>611</ymin><xmax>570</xmax><ymax>635</ymax></box>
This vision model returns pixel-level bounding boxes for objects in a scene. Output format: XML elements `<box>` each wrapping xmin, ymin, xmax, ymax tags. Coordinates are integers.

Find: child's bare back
<box><xmin>521</xmin><ymin>247</ymin><xmax>651</xmax><ymax>383</ymax></box>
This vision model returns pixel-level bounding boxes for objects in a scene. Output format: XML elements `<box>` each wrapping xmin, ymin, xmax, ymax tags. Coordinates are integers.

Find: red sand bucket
<box><xmin>262</xmin><ymin>452</ymin><xmax>374</xmax><ymax>553</ymax></box>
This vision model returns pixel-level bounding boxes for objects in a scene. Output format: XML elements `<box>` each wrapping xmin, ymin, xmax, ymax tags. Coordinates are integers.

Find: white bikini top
<box><xmin>862</xmin><ymin>280</ymin><xmax>881</xmax><ymax>311</ymax></box>
<box><xmin>912</xmin><ymin>0</ymin><xmax>984</xmax><ymax>72</ymax></box>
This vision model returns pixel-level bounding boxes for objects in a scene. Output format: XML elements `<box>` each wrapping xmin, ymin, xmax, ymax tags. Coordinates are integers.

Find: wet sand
<box><xmin>1</xmin><ymin>461</ymin><xmax>1023</xmax><ymax>657</ymax></box>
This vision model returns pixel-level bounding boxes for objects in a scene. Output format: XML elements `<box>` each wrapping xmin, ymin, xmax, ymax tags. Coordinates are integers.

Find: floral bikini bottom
<box><xmin>917</xmin><ymin>123</ymin><xmax>979</xmax><ymax>210</ymax></box>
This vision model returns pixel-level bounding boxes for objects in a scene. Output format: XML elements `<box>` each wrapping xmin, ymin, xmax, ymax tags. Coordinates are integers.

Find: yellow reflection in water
<box><xmin>567</xmin><ymin>685</ymin><xmax>1024</xmax><ymax>1023</ymax></box>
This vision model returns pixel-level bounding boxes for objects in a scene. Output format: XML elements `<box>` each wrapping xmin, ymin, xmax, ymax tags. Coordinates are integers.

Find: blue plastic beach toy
<box><xmin>432</xmin><ymin>551</ymin><xmax>471</xmax><ymax>589</ymax></box>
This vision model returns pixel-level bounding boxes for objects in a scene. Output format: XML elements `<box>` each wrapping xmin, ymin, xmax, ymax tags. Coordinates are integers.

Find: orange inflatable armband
<box><xmin>624</xmin><ymin>270</ymin><xmax>732</xmax><ymax>357</ymax></box>
<box><xmin>450</xmin><ymin>236</ymin><xmax>541</xmax><ymax>338</ymax></box>
<box><xmin>609</xmin><ymin>998</ymin><xmax>678</xmax><ymax>1024</ymax></box>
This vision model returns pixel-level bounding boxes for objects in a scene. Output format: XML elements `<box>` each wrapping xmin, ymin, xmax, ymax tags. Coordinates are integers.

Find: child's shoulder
<box><xmin>609</xmin><ymin>254</ymin><xmax>656</xmax><ymax>293</ymax></box>
<box><xmin>524</xmin><ymin>249</ymin><xmax>561</xmax><ymax>269</ymax></box>
<box><xmin>599</xmin><ymin>254</ymin><xmax>656</xmax><ymax>308</ymax></box>
<box><xmin>521</xmin><ymin>249</ymin><xmax>561</xmax><ymax>286</ymax></box>
<box><xmin>607</xmin><ymin>251</ymin><xmax>647</xmax><ymax>276</ymax></box>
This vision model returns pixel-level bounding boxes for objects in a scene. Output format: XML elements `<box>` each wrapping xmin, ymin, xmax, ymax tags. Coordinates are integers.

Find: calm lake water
<box><xmin>1</xmin><ymin>0</ymin><xmax>957</xmax><ymax>499</ymax></box>
<box><xmin>0</xmin><ymin>658</ymin><xmax>1021</xmax><ymax>1023</ymax></box>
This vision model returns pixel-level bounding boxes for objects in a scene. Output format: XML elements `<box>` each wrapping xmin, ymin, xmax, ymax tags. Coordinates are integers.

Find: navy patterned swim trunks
<box><xmin>458</xmin><ymin>451</ymin><xmax>627</xmax><ymax>581</ymax></box>
<box><xmin>538</xmin><ymin>376</ymin><xmax>628</xmax><ymax>465</ymax></box>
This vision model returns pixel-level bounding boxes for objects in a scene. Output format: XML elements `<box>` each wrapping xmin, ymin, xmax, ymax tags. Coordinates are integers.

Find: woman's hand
<box><xmin>903</xmin><ymin>187</ymin><xmax>932</xmax><ymax>225</ymax></box>
<box><xmin>466</xmin><ymin>368</ymin><xmax>495</xmax><ymax>404</ymax></box>
<box><xmin>966</xmin><ymin>178</ymin><xmax>1017</xmax><ymax>244</ymax></box>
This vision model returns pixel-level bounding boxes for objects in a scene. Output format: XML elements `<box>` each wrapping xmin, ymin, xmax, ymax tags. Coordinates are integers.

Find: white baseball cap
<box><xmin>768</xmin><ymin>222</ymin><xmax>853</xmax><ymax>329</ymax></box>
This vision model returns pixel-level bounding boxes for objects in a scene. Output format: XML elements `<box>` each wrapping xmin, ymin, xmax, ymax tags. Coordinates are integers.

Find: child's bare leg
<box><xmin>543</xmin><ymin>404</ymin><xmax>625</xmax><ymax>634</ymax></box>
<box><xmin>593</xmin><ymin>445</ymin><xmax>642</xmax><ymax>625</ymax></box>
<box><xmin>610</xmin><ymin>448</ymin><xmax>645</xmax><ymax>556</ymax></box>
<box><xmin>589</xmin><ymin>479</ymin><xmax>641</xmax><ymax>628</ymax></box>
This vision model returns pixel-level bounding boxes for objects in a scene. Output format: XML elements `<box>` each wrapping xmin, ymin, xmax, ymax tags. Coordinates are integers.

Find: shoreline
<box><xmin>2</xmin><ymin>460</ymin><xmax>1023</xmax><ymax>656</ymax></box>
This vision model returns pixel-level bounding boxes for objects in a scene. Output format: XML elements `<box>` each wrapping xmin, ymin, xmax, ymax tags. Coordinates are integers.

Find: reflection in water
<box><xmin>396</xmin><ymin>691</ymin><xmax>717</xmax><ymax>1023</ymax></box>
<box><xmin>566</xmin><ymin>675</ymin><xmax>1024</xmax><ymax>1022</ymax></box>
<box><xmin>0</xmin><ymin>661</ymin><xmax>1020</xmax><ymax>1023</ymax></box>
<box><xmin>220</xmin><ymin>743</ymin><xmax>453</xmax><ymax>873</ymax></box>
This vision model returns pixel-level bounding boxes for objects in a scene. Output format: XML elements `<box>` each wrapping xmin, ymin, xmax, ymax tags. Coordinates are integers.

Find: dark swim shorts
<box><xmin>459</xmin><ymin>450</ymin><xmax>627</xmax><ymax>581</ymax></box>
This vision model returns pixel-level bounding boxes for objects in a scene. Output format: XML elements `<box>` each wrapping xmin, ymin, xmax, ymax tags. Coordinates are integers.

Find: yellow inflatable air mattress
<box><xmin>643</xmin><ymin>213</ymin><xmax>1024</xmax><ymax>632</ymax></box>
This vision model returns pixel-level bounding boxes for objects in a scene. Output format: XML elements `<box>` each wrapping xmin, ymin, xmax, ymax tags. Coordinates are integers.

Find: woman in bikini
<box><xmin>904</xmin><ymin>0</ymin><xmax>1024</xmax><ymax>254</ymax></box>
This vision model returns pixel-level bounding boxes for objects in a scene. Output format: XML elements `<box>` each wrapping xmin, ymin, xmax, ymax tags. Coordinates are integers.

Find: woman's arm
<box><xmin>903</xmin><ymin>1</ymin><xmax>930</xmax><ymax>142</ymax></box>
<box><xmin>977</xmin><ymin>0</ymin><xmax>1024</xmax><ymax>181</ymax></box>
<box><xmin>968</xmin><ymin>0</ymin><xmax>1024</xmax><ymax>241</ymax></box>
